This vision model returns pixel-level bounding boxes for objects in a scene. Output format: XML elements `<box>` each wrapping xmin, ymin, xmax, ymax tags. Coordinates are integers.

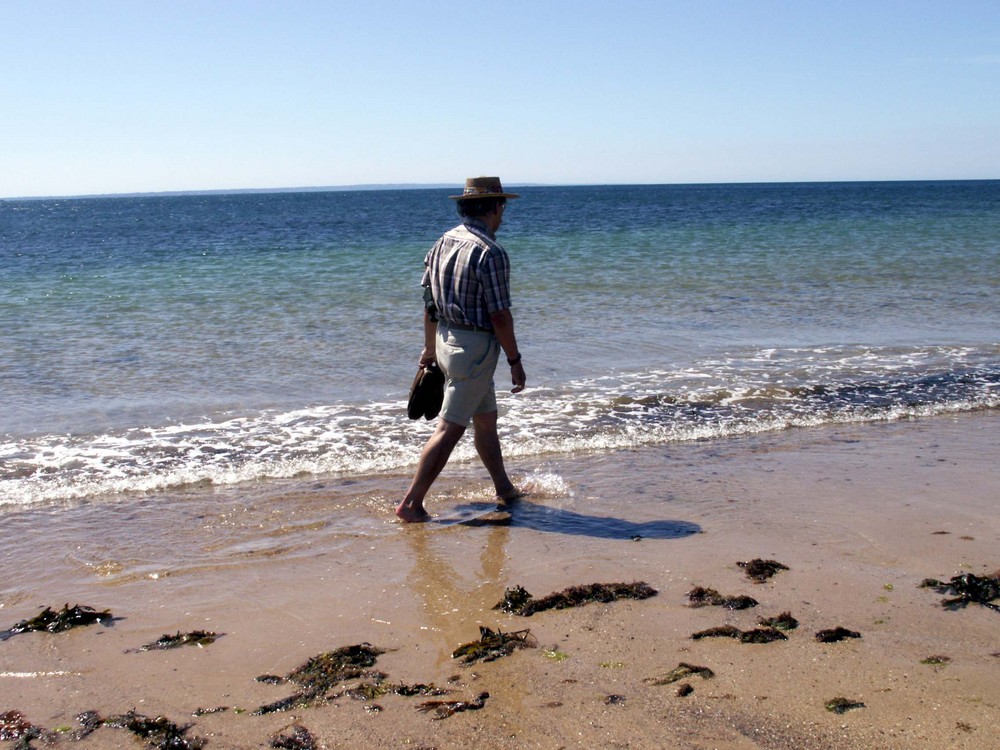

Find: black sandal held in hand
<box><xmin>407</xmin><ymin>362</ymin><xmax>444</xmax><ymax>420</ymax></box>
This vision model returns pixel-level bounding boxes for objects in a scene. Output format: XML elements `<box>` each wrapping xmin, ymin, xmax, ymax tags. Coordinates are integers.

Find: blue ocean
<box><xmin>1</xmin><ymin>181</ymin><xmax>998</xmax><ymax>510</ymax></box>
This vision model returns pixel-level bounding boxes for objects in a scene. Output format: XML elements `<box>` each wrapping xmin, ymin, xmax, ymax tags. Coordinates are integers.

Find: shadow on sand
<box><xmin>444</xmin><ymin>498</ymin><xmax>701</xmax><ymax>540</ymax></box>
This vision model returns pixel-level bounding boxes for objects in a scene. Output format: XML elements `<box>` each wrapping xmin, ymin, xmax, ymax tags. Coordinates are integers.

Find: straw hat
<box><xmin>449</xmin><ymin>176</ymin><xmax>520</xmax><ymax>201</ymax></box>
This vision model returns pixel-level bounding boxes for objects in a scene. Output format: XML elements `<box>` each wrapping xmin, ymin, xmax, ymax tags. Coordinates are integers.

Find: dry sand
<box><xmin>2</xmin><ymin>411</ymin><xmax>998</xmax><ymax>749</ymax></box>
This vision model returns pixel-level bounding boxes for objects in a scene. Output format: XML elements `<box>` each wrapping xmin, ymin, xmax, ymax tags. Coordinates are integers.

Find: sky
<box><xmin>3</xmin><ymin>1</ymin><xmax>999</xmax><ymax>198</ymax></box>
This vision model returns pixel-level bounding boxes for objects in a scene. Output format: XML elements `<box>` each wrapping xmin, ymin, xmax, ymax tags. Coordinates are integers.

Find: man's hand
<box><xmin>510</xmin><ymin>361</ymin><xmax>526</xmax><ymax>394</ymax></box>
<box><xmin>489</xmin><ymin>308</ymin><xmax>525</xmax><ymax>393</ymax></box>
<box><xmin>419</xmin><ymin>346</ymin><xmax>436</xmax><ymax>367</ymax></box>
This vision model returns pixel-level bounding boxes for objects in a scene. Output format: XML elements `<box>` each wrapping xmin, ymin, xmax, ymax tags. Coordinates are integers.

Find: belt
<box><xmin>440</xmin><ymin>321</ymin><xmax>492</xmax><ymax>334</ymax></box>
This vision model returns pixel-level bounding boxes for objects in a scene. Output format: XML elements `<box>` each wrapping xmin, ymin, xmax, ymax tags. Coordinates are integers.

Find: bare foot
<box><xmin>497</xmin><ymin>489</ymin><xmax>526</xmax><ymax>507</ymax></box>
<box><xmin>395</xmin><ymin>501</ymin><xmax>431</xmax><ymax>523</ymax></box>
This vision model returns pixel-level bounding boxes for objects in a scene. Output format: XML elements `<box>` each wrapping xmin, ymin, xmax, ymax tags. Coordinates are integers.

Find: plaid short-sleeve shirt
<box><xmin>421</xmin><ymin>218</ymin><xmax>512</xmax><ymax>331</ymax></box>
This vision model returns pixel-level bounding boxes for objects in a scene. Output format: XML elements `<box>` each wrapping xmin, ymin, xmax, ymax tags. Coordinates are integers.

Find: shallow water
<box><xmin>1</xmin><ymin>181</ymin><xmax>998</xmax><ymax>509</ymax></box>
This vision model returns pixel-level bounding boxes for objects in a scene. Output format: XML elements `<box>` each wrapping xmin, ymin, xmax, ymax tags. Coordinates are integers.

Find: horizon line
<box><xmin>3</xmin><ymin>177</ymin><xmax>998</xmax><ymax>202</ymax></box>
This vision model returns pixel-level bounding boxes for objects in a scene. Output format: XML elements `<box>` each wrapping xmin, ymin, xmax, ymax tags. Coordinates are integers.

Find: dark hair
<box><xmin>456</xmin><ymin>197</ymin><xmax>505</xmax><ymax>218</ymax></box>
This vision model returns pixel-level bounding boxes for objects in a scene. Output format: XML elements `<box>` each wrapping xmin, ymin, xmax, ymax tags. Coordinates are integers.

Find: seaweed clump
<box><xmin>334</xmin><ymin>680</ymin><xmax>449</xmax><ymax>701</ymax></box>
<box><xmin>687</xmin><ymin>586</ymin><xmax>758</xmax><ymax>610</ymax></box>
<box><xmin>4</xmin><ymin>604</ymin><xmax>113</xmax><ymax>636</ymax></box>
<box><xmin>71</xmin><ymin>710</ymin><xmax>102</xmax><ymax>741</ymax></box>
<box><xmin>1</xmin><ymin>710</ymin><xmax>29</xmax><ymax>740</ymax></box>
<box><xmin>253</xmin><ymin>644</ymin><xmax>386</xmax><ymax>715</ymax></box>
<box><xmin>920</xmin><ymin>572</ymin><xmax>1000</xmax><ymax>612</ymax></box>
<box><xmin>692</xmin><ymin>626</ymin><xmax>787</xmax><ymax>644</ymax></box>
<box><xmin>740</xmin><ymin>628</ymin><xmax>789</xmax><ymax>644</ymax></box>
<box><xmin>921</xmin><ymin>655</ymin><xmax>951</xmax><ymax>667</ymax></box>
<box><xmin>1</xmin><ymin>710</ymin><xmax>38</xmax><ymax>741</ymax></box>
<box><xmin>130</xmin><ymin>631</ymin><xmax>222</xmax><ymax>652</ymax></box>
<box><xmin>494</xmin><ymin>582</ymin><xmax>657</xmax><ymax>616</ymax></box>
<box><xmin>270</xmin><ymin>724</ymin><xmax>317</xmax><ymax>749</ymax></box>
<box><xmin>494</xmin><ymin>585</ymin><xmax>533</xmax><ymax>613</ymax></box>
<box><xmin>452</xmin><ymin>627</ymin><xmax>534</xmax><ymax>664</ymax></box>
<box><xmin>758</xmin><ymin>612</ymin><xmax>799</xmax><ymax>630</ymax></box>
<box><xmin>417</xmin><ymin>691</ymin><xmax>489</xmax><ymax>720</ymax></box>
<box><xmin>103</xmin><ymin>709</ymin><xmax>205</xmax><ymax>749</ymax></box>
<box><xmin>825</xmin><ymin>697</ymin><xmax>866</xmax><ymax>714</ymax></box>
<box><xmin>737</xmin><ymin>559</ymin><xmax>789</xmax><ymax>583</ymax></box>
<box><xmin>691</xmin><ymin>625</ymin><xmax>742</xmax><ymax>640</ymax></box>
<box><xmin>815</xmin><ymin>627</ymin><xmax>861</xmax><ymax>643</ymax></box>
<box><xmin>645</xmin><ymin>662</ymin><xmax>715</xmax><ymax>686</ymax></box>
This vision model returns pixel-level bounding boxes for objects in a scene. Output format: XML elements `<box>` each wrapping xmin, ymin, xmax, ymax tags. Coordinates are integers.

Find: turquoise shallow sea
<box><xmin>1</xmin><ymin>181</ymin><xmax>998</xmax><ymax>508</ymax></box>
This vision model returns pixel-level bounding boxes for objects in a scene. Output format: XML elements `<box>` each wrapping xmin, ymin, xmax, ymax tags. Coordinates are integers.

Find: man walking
<box><xmin>396</xmin><ymin>177</ymin><xmax>527</xmax><ymax>522</ymax></box>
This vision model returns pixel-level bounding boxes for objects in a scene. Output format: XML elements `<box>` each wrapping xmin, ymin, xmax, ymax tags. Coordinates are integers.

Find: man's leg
<box><xmin>396</xmin><ymin>419</ymin><xmax>466</xmax><ymax>522</ymax></box>
<box><xmin>472</xmin><ymin>410</ymin><xmax>518</xmax><ymax>502</ymax></box>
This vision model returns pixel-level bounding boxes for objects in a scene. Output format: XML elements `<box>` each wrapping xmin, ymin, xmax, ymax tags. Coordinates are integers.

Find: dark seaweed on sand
<box><xmin>192</xmin><ymin>706</ymin><xmax>228</xmax><ymax>717</ymax></box>
<box><xmin>130</xmin><ymin>630</ymin><xmax>223</xmax><ymax>652</ymax></box>
<box><xmin>920</xmin><ymin>572</ymin><xmax>1000</xmax><ymax>612</ymax></box>
<box><xmin>271</xmin><ymin>724</ymin><xmax>317</xmax><ymax>749</ymax></box>
<box><xmin>452</xmin><ymin>626</ymin><xmax>534</xmax><ymax>664</ymax></box>
<box><xmin>815</xmin><ymin>627</ymin><xmax>862</xmax><ymax>643</ymax></box>
<box><xmin>253</xmin><ymin>643</ymin><xmax>386</xmax><ymax>715</ymax></box>
<box><xmin>254</xmin><ymin>693</ymin><xmax>318</xmax><ymax>716</ymax></box>
<box><xmin>920</xmin><ymin>655</ymin><xmax>951</xmax><ymax>666</ymax></box>
<box><xmin>1</xmin><ymin>710</ymin><xmax>36</xmax><ymax>741</ymax></box>
<box><xmin>737</xmin><ymin>559</ymin><xmax>789</xmax><ymax>583</ymax></box>
<box><xmin>691</xmin><ymin>626</ymin><xmax>787</xmax><ymax>643</ymax></box>
<box><xmin>103</xmin><ymin>709</ymin><xmax>205</xmax><ymax>749</ymax></box>
<box><xmin>687</xmin><ymin>586</ymin><xmax>758</xmax><ymax>610</ymax></box>
<box><xmin>493</xmin><ymin>582</ymin><xmax>657</xmax><ymax>616</ymax></box>
<box><xmin>0</xmin><ymin>711</ymin><xmax>104</xmax><ymax>750</ymax></box>
<box><xmin>286</xmin><ymin>644</ymin><xmax>385</xmax><ymax>689</ymax></box>
<box><xmin>494</xmin><ymin>585</ymin><xmax>534</xmax><ymax>613</ymax></box>
<box><xmin>758</xmin><ymin>611</ymin><xmax>799</xmax><ymax>630</ymax></box>
<box><xmin>4</xmin><ymin>604</ymin><xmax>113</xmax><ymax>636</ymax></box>
<box><xmin>825</xmin><ymin>697</ymin><xmax>866</xmax><ymax>714</ymax></box>
<box><xmin>71</xmin><ymin>711</ymin><xmax>103</xmax><ymax>741</ymax></box>
<box><xmin>417</xmin><ymin>691</ymin><xmax>490</xmax><ymax>720</ymax></box>
<box><xmin>645</xmin><ymin>662</ymin><xmax>715</xmax><ymax>686</ymax></box>
<box><xmin>691</xmin><ymin>625</ymin><xmax>742</xmax><ymax>640</ymax></box>
<box><xmin>334</xmin><ymin>680</ymin><xmax>449</xmax><ymax>701</ymax></box>
<box><xmin>740</xmin><ymin>628</ymin><xmax>789</xmax><ymax>644</ymax></box>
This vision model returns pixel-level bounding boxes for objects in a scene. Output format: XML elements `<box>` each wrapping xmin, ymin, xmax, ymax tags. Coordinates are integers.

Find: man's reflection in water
<box><xmin>404</xmin><ymin>521</ymin><xmax>511</xmax><ymax>671</ymax></box>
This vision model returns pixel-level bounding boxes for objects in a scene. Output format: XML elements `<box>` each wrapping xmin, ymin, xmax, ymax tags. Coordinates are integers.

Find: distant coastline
<box><xmin>3</xmin><ymin>184</ymin><xmax>460</xmax><ymax>201</ymax></box>
<box><xmin>3</xmin><ymin>178</ymin><xmax>995</xmax><ymax>202</ymax></box>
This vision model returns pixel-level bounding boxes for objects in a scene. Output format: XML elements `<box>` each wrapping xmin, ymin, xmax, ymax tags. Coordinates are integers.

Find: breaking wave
<box><xmin>2</xmin><ymin>345</ymin><xmax>997</xmax><ymax>508</ymax></box>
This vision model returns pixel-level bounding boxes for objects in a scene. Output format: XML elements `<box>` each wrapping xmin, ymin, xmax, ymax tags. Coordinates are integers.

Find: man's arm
<box><xmin>420</xmin><ymin>308</ymin><xmax>436</xmax><ymax>366</ymax></box>
<box><xmin>489</xmin><ymin>308</ymin><xmax>526</xmax><ymax>394</ymax></box>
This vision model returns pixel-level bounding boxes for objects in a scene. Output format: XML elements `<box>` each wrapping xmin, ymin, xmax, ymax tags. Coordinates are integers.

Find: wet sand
<box><xmin>2</xmin><ymin>411</ymin><xmax>998</xmax><ymax>749</ymax></box>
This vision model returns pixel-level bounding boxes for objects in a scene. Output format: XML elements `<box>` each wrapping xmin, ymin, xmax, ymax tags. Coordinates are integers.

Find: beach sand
<box><xmin>2</xmin><ymin>411</ymin><xmax>998</xmax><ymax>749</ymax></box>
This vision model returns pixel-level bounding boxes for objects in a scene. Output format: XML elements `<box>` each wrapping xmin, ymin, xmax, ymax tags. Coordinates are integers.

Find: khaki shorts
<box><xmin>436</xmin><ymin>325</ymin><xmax>500</xmax><ymax>427</ymax></box>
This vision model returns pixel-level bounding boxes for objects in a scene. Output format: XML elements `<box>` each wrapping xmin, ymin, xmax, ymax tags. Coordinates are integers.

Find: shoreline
<box><xmin>1</xmin><ymin>411</ymin><xmax>998</xmax><ymax>748</ymax></box>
